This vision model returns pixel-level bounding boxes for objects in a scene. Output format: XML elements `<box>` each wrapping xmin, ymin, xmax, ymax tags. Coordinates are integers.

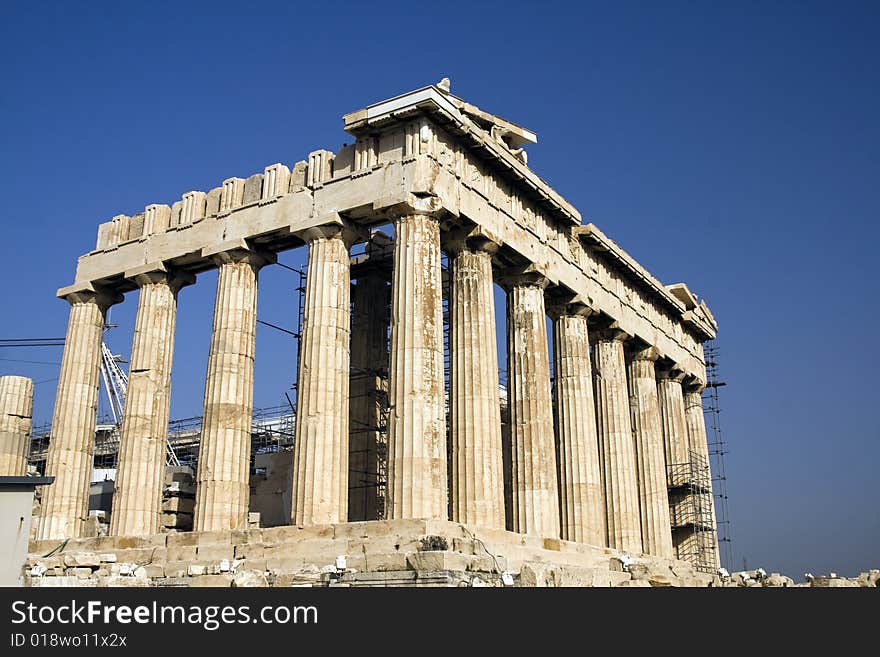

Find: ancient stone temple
<box><xmin>28</xmin><ymin>82</ymin><xmax>722</xmax><ymax>587</ymax></box>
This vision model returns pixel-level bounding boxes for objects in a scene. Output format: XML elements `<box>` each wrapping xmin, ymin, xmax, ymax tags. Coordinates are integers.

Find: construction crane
<box><xmin>99</xmin><ymin>338</ymin><xmax>180</xmax><ymax>466</ymax></box>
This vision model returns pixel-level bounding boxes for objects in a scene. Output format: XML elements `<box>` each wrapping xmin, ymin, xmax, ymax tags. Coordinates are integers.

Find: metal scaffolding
<box><xmin>703</xmin><ymin>341</ymin><xmax>733</xmax><ymax>569</ymax></box>
<box><xmin>667</xmin><ymin>449</ymin><xmax>718</xmax><ymax>573</ymax></box>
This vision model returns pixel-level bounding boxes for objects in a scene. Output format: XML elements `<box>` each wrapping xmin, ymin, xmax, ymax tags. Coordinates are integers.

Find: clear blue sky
<box><xmin>1</xmin><ymin>1</ymin><xmax>877</xmax><ymax>577</ymax></box>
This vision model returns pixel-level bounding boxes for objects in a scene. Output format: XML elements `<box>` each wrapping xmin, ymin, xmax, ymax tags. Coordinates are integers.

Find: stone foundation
<box><xmin>25</xmin><ymin>519</ymin><xmax>720</xmax><ymax>588</ymax></box>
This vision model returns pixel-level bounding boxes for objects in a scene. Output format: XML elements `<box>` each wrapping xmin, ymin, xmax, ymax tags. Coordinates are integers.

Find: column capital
<box><xmin>58</xmin><ymin>284</ymin><xmax>123</xmax><ymax>311</ymax></box>
<box><xmin>497</xmin><ymin>263</ymin><xmax>551</xmax><ymax>291</ymax></box>
<box><xmin>294</xmin><ymin>213</ymin><xmax>368</xmax><ymax>248</ymax></box>
<box><xmin>683</xmin><ymin>376</ymin><xmax>707</xmax><ymax>394</ymax></box>
<box><xmin>123</xmin><ymin>262</ymin><xmax>196</xmax><ymax>292</ymax></box>
<box><xmin>201</xmin><ymin>239</ymin><xmax>277</xmax><ymax>269</ymax></box>
<box><xmin>629</xmin><ymin>344</ymin><xmax>660</xmax><ymax>362</ymax></box>
<box><xmin>590</xmin><ymin>325</ymin><xmax>632</xmax><ymax>344</ymax></box>
<box><xmin>385</xmin><ymin>194</ymin><xmax>444</xmax><ymax>220</ymax></box>
<box><xmin>546</xmin><ymin>292</ymin><xmax>595</xmax><ymax>319</ymax></box>
<box><xmin>656</xmin><ymin>361</ymin><xmax>687</xmax><ymax>383</ymax></box>
<box><xmin>442</xmin><ymin>225</ymin><xmax>502</xmax><ymax>257</ymax></box>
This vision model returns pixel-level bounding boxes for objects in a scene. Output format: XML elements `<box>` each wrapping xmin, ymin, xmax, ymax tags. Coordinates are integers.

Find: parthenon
<box><xmin>20</xmin><ymin>81</ymin><xmax>722</xmax><ymax>585</ymax></box>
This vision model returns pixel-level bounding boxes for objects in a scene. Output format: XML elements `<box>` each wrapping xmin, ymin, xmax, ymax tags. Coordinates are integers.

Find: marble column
<box><xmin>592</xmin><ymin>328</ymin><xmax>641</xmax><ymax>553</ymax></box>
<box><xmin>291</xmin><ymin>227</ymin><xmax>352</xmax><ymax>525</ymax></box>
<box><xmin>448</xmin><ymin>236</ymin><xmax>505</xmax><ymax>528</ymax></box>
<box><xmin>549</xmin><ymin>304</ymin><xmax>605</xmax><ymax>546</ymax></box>
<box><xmin>110</xmin><ymin>269</ymin><xmax>193</xmax><ymax>537</ymax></box>
<box><xmin>193</xmin><ymin>247</ymin><xmax>274</xmax><ymax>532</ymax></box>
<box><xmin>505</xmin><ymin>273</ymin><xmax>559</xmax><ymax>538</ymax></box>
<box><xmin>0</xmin><ymin>376</ymin><xmax>34</xmax><ymax>476</ymax></box>
<box><xmin>684</xmin><ymin>381</ymin><xmax>720</xmax><ymax>569</ymax></box>
<box><xmin>348</xmin><ymin>268</ymin><xmax>387</xmax><ymax>521</ymax></box>
<box><xmin>657</xmin><ymin>365</ymin><xmax>690</xmax><ymax>484</ymax></box>
<box><xmin>37</xmin><ymin>288</ymin><xmax>121</xmax><ymax>540</ymax></box>
<box><xmin>386</xmin><ymin>213</ymin><xmax>447</xmax><ymax>520</ymax></box>
<box><xmin>657</xmin><ymin>364</ymin><xmax>690</xmax><ymax>558</ymax></box>
<box><xmin>627</xmin><ymin>346</ymin><xmax>674</xmax><ymax>558</ymax></box>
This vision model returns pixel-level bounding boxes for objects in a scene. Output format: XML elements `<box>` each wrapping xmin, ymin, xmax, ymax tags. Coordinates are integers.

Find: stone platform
<box><xmin>25</xmin><ymin>519</ymin><xmax>718</xmax><ymax>587</ymax></box>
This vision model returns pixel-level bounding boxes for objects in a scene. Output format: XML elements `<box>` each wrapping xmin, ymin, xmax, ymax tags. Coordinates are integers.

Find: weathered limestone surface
<box><xmin>592</xmin><ymin>329</ymin><xmax>642</xmax><ymax>553</ymax></box>
<box><xmin>291</xmin><ymin>228</ymin><xmax>351</xmax><ymax>525</ymax></box>
<box><xmin>348</xmin><ymin>267</ymin><xmax>387</xmax><ymax>521</ymax></box>
<box><xmin>37</xmin><ymin>290</ymin><xmax>120</xmax><ymax>540</ymax></box>
<box><xmin>110</xmin><ymin>270</ymin><xmax>192</xmax><ymax>537</ymax></box>
<box><xmin>24</xmin><ymin>519</ymin><xmax>744</xmax><ymax>588</ymax></box>
<box><xmin>506</xmin><ymin>276</ymin><xmax>560</xmax><ymax>538</ymax></box>
<box><xmin>0</xmin><ymin>376</ymin><xmax>34</xmax><ymax>476</ymax></box>
<box><xmin>549</xmin><ymin>308</ymin><xmax>605</xmax><ymax>546</ymax></box>
<box><xmin>627</xmin><ymin>346</ymin><xmax>674</xmax><ymax>558</ymax></box>
<box><xmin>386</xmin><ymin>212</ymin><xmax>447</xmax><ymax>520</ymax></box>
<box><xmin>448</xmin><ymin>240</ymin><xmax>505</xmax><ymax>529</ymax></box>
<box><xmin>193</xmin><ymin>248</ymin><xmax>273</xmax><ymax>532</ymax></box>
<box><xmin>684</xmin><ymin>384</ymin><xmax>720</xmax><ymax>569</ymax></box>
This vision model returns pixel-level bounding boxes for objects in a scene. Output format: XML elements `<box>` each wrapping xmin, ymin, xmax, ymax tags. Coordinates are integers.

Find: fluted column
<box><xmin>627</xmin><ymin>346</ymin><xmax>674</xmax><ymax>558</ymax></box>
<box><xmin>348</xmin><ymin>267</ymin><xmax>388</xmax><ymax>521</ymax></box>
<box><xmin>657</xmin><ymin>365</ymin><xmax>690</xmax><ymax>483</ymax></box>
<box><xmin>448</xmin><ymin>236</ymin><xmax>505</xmax><ymax>528</ymax></box>
<box><xmin>110</xmin><ymin>269</ymin><xmax>193</xmax><ymax>536</ymax></box>
<box><xmin>657</xmin><ymin>364</ymin><xmax>691</xmax><ymax>558</ymax></box>
<box><xmin>193</xmin><ymin>247</ymin><xmax>274</xmax><ymax>532</ymax></box>
<box><xmin>592</xmin><ymin>328</ymin><xmax>641</xmax><ymax>553</ymax></box>
<box><xmin>387</xmin><ymin>212</ymin><xmax>447</xmax><ymax>520</ymax></box>
<box><xmin>684</xmin><ymin>381</ymin><xmax>720</xmax><ymax>569</ymax></box>
<box><xmin>505</xmin><ymin>273</ymin><xmax>559</xmax><ymax>537</ymax></box>
<box><xmin>37</xmin><ymin>289</ymin><xmax>121</xmax><ymax>540</ymax></box>
<box><xmin>0</xmin><ymin>376</ymin><xmax>34</xmax><ymax>476</ymax></box>
<box><xmin>291</xmin><ymin>226</ymin><xmax>352</xmax><ymax>525</ymax></box>
<box><xmin>549</xmin><ymin>304</ymin><xmax>605</xmax><ymax>546</ymax></box>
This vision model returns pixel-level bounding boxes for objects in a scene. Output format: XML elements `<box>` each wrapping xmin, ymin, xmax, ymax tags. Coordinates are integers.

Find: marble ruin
<box><xmin>19</xmin><ymin>82</ymin><xmax>726</xmax><ymax>586</ymax></box>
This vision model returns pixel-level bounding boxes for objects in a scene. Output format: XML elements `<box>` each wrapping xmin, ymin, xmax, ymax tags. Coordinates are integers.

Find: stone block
<box><xmin>263</xmin><ymin>524</ymin><xmax>333</xmax><ymax>544</ymax></box>
<box><xmin>231</xmin><ymin>528</ymin><xmax>263</xmax><ymax>544</ymax></box>
<box><xmin>239</xmin><ymin>558</ymin><xmax>268</xmax><ymax>573</ymax></box>
<box><xmin>134</xmin><ymin>564</ymin><xmax>164</xmax><ymax>579</ymax></box>
<box><xmin>188</xmin><ymin>575</ymin><xmax>233</xmax><ymax>588</ymax></box>
<box><xmin>542</xmin><ymin>538</ymin><xmax>563</xmax><ymax>551</ymax></box>
<box><xmin>196</xmin><ymin>545</ymin><xmax>234</xmax><ymax>561</ymax></box>
<box><xmin>100</xmin><ymin>576</ymin><xmax>149</xmax><ymax>588</ymax></box>
<box><xmin>162</xmin><ymin>497</ymin><xmax>195</xmax><ymax>514</ymax></box>
<box><xmin>233</xmin><ymin>570</ymin><xmax>268</xmax><ymax>587</ymax></box>
<box><xmin>242</xmin><ymin>174</ymin><xmax>263</xmax><ymax>204</ymax></box>
<box><xmin>360</xmin><ymin>552</ymin><xmax>409</xmax><ymax>572</ymax></box>
<box><xmin>267</xmin><ymin>557</ymin><xmax>305</xmax><ymax>575</ymax></box>
<box><xmin>63</xmin><ymin>553</ymin><xmax>101</xmax><ymax>568</ymax></box>
<box><xmin>406</xmin><ymin>551</ymin><xmax>474</xmax><ymax>572</ymax></box>
<box><xmin>466</xmin><ymin>554</ymin><xmax>507</xmax><ymax>573</ymax></box>
<box><xmin>166</xmin><ymin>546</ymin><xmax>197</xmax><ymax>562</ymax></box>
<box><xmin>69</xmin><ymin>567</ymin><xmax>94</xmax><ymax>578</ymax></box>
<box><xmin>347</xmin><ymin>535</ymin><xmax>423</xmax><ymax>555</ymax></box>
<box><xmin>609</xmin><ymin>571</ymin><xmax>633</xmax><ymax>586</ymax></box>
<box><xmin>234</xmin><ymin>543</ymin><xmax>264</xmax><ymax>559</ymax></box>
<box><xmin>187</xmin><ymin>564</ymin><xmax>207</xmax><ymax>576</ymax></box>
<box><xmin>162</xmin><ymin>512</ymin><xmax>193</xmax><ymax>530</ymax></box>
<box><xmin>205</xmin><ymin>187</ymin><xmax>222</xmax><ymax>215</ymax></box>
<box><xmin>647</xmin><ymin>572</ymin><xmax>681</xmax><ymax>587</ymax></box>
<box><xmin>163</xmin><ymin>562</ymin><xmax>189</xmax><ymax>578</ymax></box>
<box><xmin>264</xmin><ymin>538</ymin><xmax>337</xmax><ymax>561</ymax></box>
<box><xmin>113</xmin><ymin>548</ymin><xmax>161</xmax><ymax>565</ymax></box>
